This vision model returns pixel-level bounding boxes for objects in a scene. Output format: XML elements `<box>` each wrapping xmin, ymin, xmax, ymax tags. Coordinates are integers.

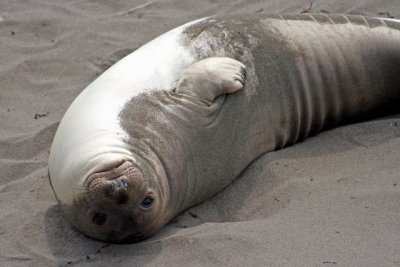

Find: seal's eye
<box><xmin>93</xmin><ymin>213</ymin><xmax>107</xmax><ymax>225</ymax></box>
<box><xmin>141</xmin><ymin>196</ymin><xmax>154</xmax><ymax>208</ymax></box>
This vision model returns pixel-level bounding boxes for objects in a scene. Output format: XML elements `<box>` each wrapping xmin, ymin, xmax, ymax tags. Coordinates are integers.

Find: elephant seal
<box><xmin>48</xmin><ymin>14</ymin><xmax>400</xmax><ymax>243</ymax></box>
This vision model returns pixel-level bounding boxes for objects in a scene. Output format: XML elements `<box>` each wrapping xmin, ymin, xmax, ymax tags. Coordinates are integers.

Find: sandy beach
<box><xmin>1</xmin><ymin>0</ymin><xmax>399</xmax><ymax>266</ymax></box>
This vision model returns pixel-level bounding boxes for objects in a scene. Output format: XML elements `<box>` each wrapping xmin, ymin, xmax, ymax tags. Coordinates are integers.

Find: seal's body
<box><xmin>48</xmin><ymin>14</ymin><xmax>400</xmax><ymax>243</ymax></box>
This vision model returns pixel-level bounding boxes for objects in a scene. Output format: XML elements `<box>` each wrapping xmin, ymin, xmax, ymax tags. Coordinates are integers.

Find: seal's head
<box><xmin>56</xmin><ymin>159</ymin><xmax>169</xmax><ymax>243</ymax></box>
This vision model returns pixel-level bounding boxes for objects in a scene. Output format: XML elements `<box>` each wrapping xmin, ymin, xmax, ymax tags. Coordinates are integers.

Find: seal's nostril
<box><xmin>111</xmin><ymin>178</ymin><xmax>128</xmax><ymax>192</ymax></box>
<box><xmin>117</xmin><ymin>194</ymin><xmax>128</xmax><ymax>205</ymax></box>
<box><xmin>121</xmin><ymin>179</ymin><xmax>128</xmax><ymax>190</ymax></box>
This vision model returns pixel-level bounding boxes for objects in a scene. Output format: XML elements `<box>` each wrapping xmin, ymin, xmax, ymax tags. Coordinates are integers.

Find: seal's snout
<box><xmin>111</xmin><ymin>176</ymin><xmax>128</xmax><ymax>192</ymax></box>
<box><xmin>87</xmin><ymin>161</ymin><xmax>145</xmax><ymax>206</ymax></box>
<box><xmin>109</xmin><ymin>176</ymin><xmax>130</xmax><ymax>204</ymax></box>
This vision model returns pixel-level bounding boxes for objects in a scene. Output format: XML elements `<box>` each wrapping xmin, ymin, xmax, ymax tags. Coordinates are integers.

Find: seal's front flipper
<box><xmin>175</xmin><ymin>57</ymin><xmax>246</xmax><ymax>105</ymax></box>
